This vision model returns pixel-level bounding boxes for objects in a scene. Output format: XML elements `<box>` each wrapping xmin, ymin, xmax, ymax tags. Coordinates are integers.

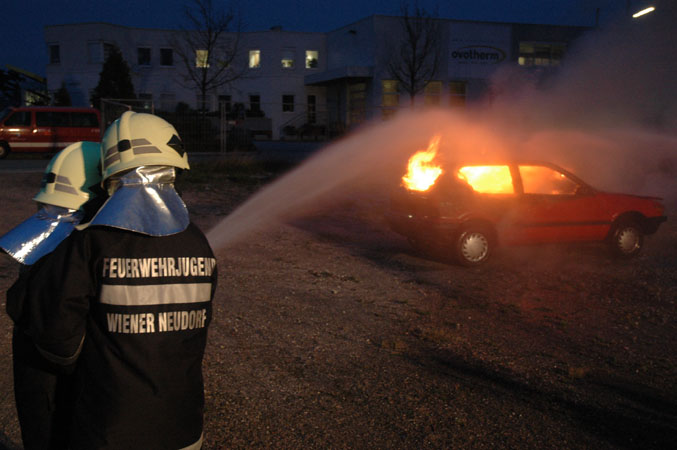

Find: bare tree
<box><xmin>171</xmin><ymin>0</ymin><xmax>243</xmax><ymax>111</ymax></box>
<box><xmin>387</xmin><ymin>1</ymin><xmax>444</xmax><ymax>106</ymax></box>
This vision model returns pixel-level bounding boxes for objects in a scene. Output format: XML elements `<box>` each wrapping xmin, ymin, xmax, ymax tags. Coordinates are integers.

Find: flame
<box><xmin>402</xmin><ymin>135</ymin><xmax>443</xmax><ymax>191</ymax></box>
<box><xmin>457</xmin><ymin>165</ymin><xmax>514</xmax><ymax>194</ymax></box>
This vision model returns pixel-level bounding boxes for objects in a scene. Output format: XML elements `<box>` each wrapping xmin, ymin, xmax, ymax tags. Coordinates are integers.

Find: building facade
<box><xmin>45</xmin><ymin>16</ymin><xmax>589</xmax><ymax>139</ymax></box>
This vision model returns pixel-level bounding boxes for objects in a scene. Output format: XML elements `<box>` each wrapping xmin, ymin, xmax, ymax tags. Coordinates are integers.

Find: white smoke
<box><xmin>206</xmin><ymin>4</ymin><xmax>677</xmax><ymax>250</ymax></box>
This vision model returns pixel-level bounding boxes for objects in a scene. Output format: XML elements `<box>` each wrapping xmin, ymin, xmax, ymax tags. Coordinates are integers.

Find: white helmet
<box><xmin>33</xmin><ymin>141</ymin><xmax>102</xmax><ymax>211</ymax></box>
<box><xmin>101</xmin><ymin>111</ymin><xmax>189</xmax><ymax>180</ymax></box>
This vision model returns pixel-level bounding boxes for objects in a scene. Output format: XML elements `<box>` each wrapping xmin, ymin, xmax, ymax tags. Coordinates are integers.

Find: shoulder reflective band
<box><xmin>100</xmin><ymin>283</ymin><xmax>212</xmax><ymax>306</ymax></box>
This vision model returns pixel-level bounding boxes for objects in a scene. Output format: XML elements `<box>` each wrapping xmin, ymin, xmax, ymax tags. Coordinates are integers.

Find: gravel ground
<box><xmin>1</xmin><ymin>169</ymin><xmax>676</xmax><ymax>449</ymax></box>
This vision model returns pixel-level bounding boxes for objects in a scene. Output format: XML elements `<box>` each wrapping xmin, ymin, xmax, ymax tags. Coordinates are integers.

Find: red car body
<box><xmin>388</xmin><ymin>161</ymin><xmax>666</xmax><ymax>265</ymax></box>
<box><xmin>0</xmin><ymin>106</ymin><xmax>101</xmax><ymax>158</ymax></box>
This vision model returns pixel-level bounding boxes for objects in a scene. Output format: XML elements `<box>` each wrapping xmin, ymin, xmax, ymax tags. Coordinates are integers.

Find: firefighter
<box><xmin>13</xmin><ymin>111</ymin><xmax>217</xmax><ymax>450</ymax></box>
<box><xmin>1</xmin><ymin>141</ymin><xmax>102</xmax><ymax>450</ymax></box>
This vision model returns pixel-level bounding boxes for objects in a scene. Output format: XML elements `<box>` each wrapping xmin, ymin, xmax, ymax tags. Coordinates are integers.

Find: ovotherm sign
<box><xmin>452</xmin><ymin>46</ymin><xmax>506</xmax><ymax>64</ymax></box>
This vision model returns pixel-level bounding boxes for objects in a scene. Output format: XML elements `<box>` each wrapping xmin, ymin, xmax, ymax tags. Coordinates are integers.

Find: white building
<box><xmin>45</xmin><ymin>16</ymin><xmax>589</xmax><ymax>140</ymax></box>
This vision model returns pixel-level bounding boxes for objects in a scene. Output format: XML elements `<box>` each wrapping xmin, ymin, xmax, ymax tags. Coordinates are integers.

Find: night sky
<box><xmin>3</xmin><ymin>0</ymin><xmax>635</xmax><ymax>77</ymax></box>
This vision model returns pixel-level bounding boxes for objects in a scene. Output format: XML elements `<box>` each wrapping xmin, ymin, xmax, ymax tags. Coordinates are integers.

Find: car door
<box><xmin>34</xmin><ymin>110</ymin><xmax>60</xmax><ymax>152</ymax></box>
<box><xmin>1</xmin><ymin>110</ymin><xmax>33</xmax><ymax>151</ymax></box>
<box><xmin>508</xmin><ymin>164</ymin><xmax>610</xmax><ymax>244</ymax></box>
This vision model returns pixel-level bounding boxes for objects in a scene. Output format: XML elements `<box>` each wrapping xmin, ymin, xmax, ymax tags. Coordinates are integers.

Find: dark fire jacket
<box><xmin>16</xmin><ymin>223</ymin><xmax>217</xmax><ymax>450</ymax></box>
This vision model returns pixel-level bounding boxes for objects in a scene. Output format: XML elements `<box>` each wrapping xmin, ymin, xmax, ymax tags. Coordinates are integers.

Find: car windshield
<box><xmin>0</xmin><ymin>107</ymin><xmax>11</xmax><ymax>122</ymax></box>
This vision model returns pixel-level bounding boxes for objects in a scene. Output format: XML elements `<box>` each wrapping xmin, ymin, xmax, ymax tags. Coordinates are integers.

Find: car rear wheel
<box><xmin>0</xmin><ymin>142</ymin><xmax>9</xmax><ymax>159</ymax></box>
<box><xmin>609</xmin><ymin>221</ymin><xmax>644</xmax><ymax>258</ymax></box>
<box><xmin>455</xmin><ymin>225</ymin><xmax>492</xmax><ymax>266</ymax></box>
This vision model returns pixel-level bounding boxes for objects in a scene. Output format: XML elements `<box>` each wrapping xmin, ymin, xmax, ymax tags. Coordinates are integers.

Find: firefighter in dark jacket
<box><xmin>1</xmin><ymin>141</ymin><xmax>102</xmax><ymax>450</ymax></box>
<box><xmin>16</xmin><ymin>111</ymin><xmax>217</xmax><ymax>450</ymax></box>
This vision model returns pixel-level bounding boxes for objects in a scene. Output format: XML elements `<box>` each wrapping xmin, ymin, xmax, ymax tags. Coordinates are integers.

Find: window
<box><xmin>138</xmin><ymin>93</ymin><xmax>153</xmax><ymax>111</ymax></box>
<box><xmin>159</xmin><ymin>92</ymin><xmax>176</xmax><ymax>112</ymax></box>
<box><xmin>160</xmin><ymin>48</ymin><xmax>173</xmax><ymax>66</ymax></box>
<box><xmin>218</xmin><ymin>95</ymin><xmax>232</xmax><ymax>113</ymax></box>
<box><xmin>103</xmin><ymin>43</ymin><xmax>115</xmax><ymax>62</ymax></box>
<box><xmin>36</xmin><ymin>111</ymin><xmax>69</xmax><ymax>127</ymax></box>
<box><xmin>249</xmin><ymin>50</ymin><xmax>261</xmax><ymax>68</ymax></box>
<box><xmin>381</xmin><ymin>80</ymin><xmax>399</xmax><ymax>119</ymax></box>
<box><xmin>137</xmin><ymin>47</ymin><xmax>151</xmax><ymax>66</ymax></box>
<box><xmin>249</xmin><ymin>94</ymin><xmax>261</xmax><ymax>113</ymax></box>
<box><xmin>196</xmin><ymin>94</ymin><xmax>210</xmax><ymax>111</ymax></box>
<box><xmin>4</xmin><ymin>111</ymin><xmax>31</xmax><ymax>127</ymax></box>
<box><xmin>519</xmin><ymin>165</ymin><xmax>579</xmax><ymax>195</ymax></box>
<box><xmin>195</xmin><ymin>49</ymin><xmax>209</xmax><ymax>68</ymax></box>
<box><xmin>518</xmin><ymin>42</ymin><xmax>566</xmax><ymax>67</ymax></box>
<box><xmin>424</xmin><ymin>81</ymin><xmax>442</xmax><ymax>106</ymax></box>
<box><xmin>88</xmin><ymin>42</ymin><xmax>115</xmax><ymax>64</ymax></box>
<box><xmin>281</xmin><ymin>48</ymin><xmax>295</xmax><ymax>69</ymax></box>
<box><xmin>282</xmin><ymin>95</ymin><xmax>294</xmax><ymax>112</ymax></box>
<box><xmin>305</xmin><ymin>50</ymin><xmax>318</xmax><ymax>69</ymax></box>
<box><xmin>48</xmin><ymin>44</ymin><xmax>60</xmax><ymax>64</ymax></box>
<box><xmin>307</xmin><ymin>95</ymin><xmax>316</xmax><ymax>124</ymax></box>
<box><xmin>449</xmin><ymin>81</ymin><xmax>467</xmax><ymax>107</ymax></box>
<box><xmin>457</xmin><ymin>166</ymin><xmax>514</xmax><ymax>194</ymax></box>
<box><xmin>70</xmin><ymin>112</ymin><xmax>99</xmax><ymax>128</ymax></box>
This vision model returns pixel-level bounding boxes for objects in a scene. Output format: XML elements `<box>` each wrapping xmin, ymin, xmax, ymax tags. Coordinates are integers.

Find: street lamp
<box><xmin>632</xmin><ymin>6</ymin><xmax>656</xmax><ymax>18</ymax></box>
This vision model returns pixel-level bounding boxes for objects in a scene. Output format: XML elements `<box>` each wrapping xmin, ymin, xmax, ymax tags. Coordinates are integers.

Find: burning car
<box><xmin>388</xmin><ymin>136</ymin><xmax>667</xmax><ymax>265</ymax></box>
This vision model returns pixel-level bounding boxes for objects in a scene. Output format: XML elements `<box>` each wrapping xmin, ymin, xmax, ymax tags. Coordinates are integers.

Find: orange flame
<box><xmin>402</xmin><ymin>135</ymin><xmax>443</xmax><ymax>191</ymax></box>
<box><xmin>457</xmin><ymin>165</ymin><xmax>514</xmax><ymax>194</ymax></box>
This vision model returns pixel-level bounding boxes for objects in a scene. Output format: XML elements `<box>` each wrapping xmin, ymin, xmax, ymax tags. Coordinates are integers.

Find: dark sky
<box><xmin>3</xmin><ymin>0</ymin><xmax>634</xmax><ymax>77</ymax></box>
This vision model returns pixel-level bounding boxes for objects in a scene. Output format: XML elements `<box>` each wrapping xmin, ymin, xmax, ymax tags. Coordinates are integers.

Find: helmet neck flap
<box><xmin>0</xmin><ymin>205</ymin><xmax>83</xmax><ymax>265</ymax></box>
<box><xmin>82</xmin><ymin>166</ymin><xmax>189</xmax><ymax>236</ymax></box>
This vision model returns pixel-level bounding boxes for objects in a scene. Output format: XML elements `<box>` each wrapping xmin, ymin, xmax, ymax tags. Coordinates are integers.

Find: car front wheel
<box><xmin>455</xmin><ymin>225</ymin><xmax>492</xmax><ymax>266</ymax></box>
<box><xmin>609</xmin><ymin>221</ymin><xmax>644</xmax><ymax>258</ymax></box>
<box><xmin>0</xmin><ymin>142</ymin><xmax>9</xmax><ymax>159</ymax></box>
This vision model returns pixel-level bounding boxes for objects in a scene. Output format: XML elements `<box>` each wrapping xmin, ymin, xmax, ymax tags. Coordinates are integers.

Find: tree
<box><xmin>53</xmin><ymin>82</ymin><xmax>72</xmax><ymax>106</ymax></box>
<box><xmin>387</xmin><ymin>1</ymin><xmax>444</xmax><ymax>106</ymax></box>
<box><xmin>90</xmin><ymin>46</ymin><xmax>136</xmax><ymax>108</ymax></box>
<box><xmin>171</xmin><ymin>0</ymin><xmax>244</xmax><ymax>111</ymax></box>
<box><xmin>0</xmin><ymin>69</ymin><xmax>23</xmax><ymax>108</ymax></box>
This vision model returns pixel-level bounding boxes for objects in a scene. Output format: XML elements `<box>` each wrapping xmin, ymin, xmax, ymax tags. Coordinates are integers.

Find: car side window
<box><xmin>71</xmin><ymin>112</ymin><xmax>99</xmax><ymax>127</ymax></box>
<box><xmin>4</xmin><ymin>111</ymin><xmax>31</xmax><ymax>127</ymax></box>
<box><xmin>457</xmin><ymin>165</ymin><xmax>514</xmax><ymax>194</ymax></box>
<box><xmin>36</xmin><ymin>111</ymin><xmax>71</xmax><ymax>127</ymax></box>
<box><xmin>519</xmin><ymin>165</ymin><xmax>578</xmax><ymax>195</ymax></box>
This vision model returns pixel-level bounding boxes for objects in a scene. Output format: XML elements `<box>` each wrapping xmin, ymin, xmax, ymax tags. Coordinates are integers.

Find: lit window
<box><xmin>424</xmin><ymin>81</ymin><xmax>442</xmax><ymax>106</ymax></box>
<box><xmin>49</xmin><ymin>44</ymin><xmax>60</xmax><ymax>64</ymax></box>
<box><xmin>281</xmin><ymin>48</ymin><xmax>294</xmax><ymax>69</ymax></box>
<box><xmin>282</xmin><ymin>94</ymin><xmax>294</xmax><ymax>112</ymax></box>
<box><xmin>519</xmin><ymin>165</ymin><xmax>579</xmax><ymax>195</ymax></box>
<box><xmin>381</xmin><ymin>80</ymin><xmax>399</xmax><ymax>119</ymax></box>
<box><xmin>137</xmin><ymin>47</ymin><xmax>151</xmax><ymax>66</ymax></box>
<box><xmin>160</xmin><ymin>48</ymin><xmax>173</xmax><ymax>66</ymax></box>
<box><xmin>196</xmin><ymin>49</ymin><xmax>209</xmax><ymax>68</ymax></box>
<box><xmin>458</xmin><ymin>166</ymin><xmax>514</xmax><ymax>194</ymax></box>
<box><xmin>305</xmin><ymin>50</ymin><xmax>318</xmax><ymax>69</ymax></box>
<box><xmin>249</xmin><ymin>50</ymin><xmax>261</xmax><ymax>68</ymax></box>
<box><xmin>449</xmin><ymin>81</ymin><xmax>466</xmax><ymax>107</ymax></box>
<box><xmin>518</xmin><ymin>42</ymin><xmax>566</xmax><ymax>67</ymax></box>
